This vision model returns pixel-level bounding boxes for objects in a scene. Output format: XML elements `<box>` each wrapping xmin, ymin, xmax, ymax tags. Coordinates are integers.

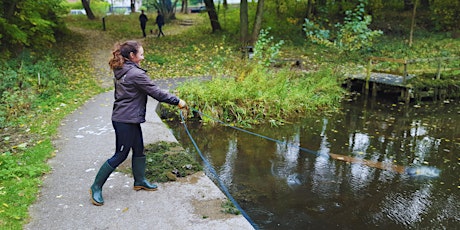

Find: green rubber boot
<box><xmin>132</xmin><ymin>156</ymin><xmax>158</xmax><ymax>191</ymax></box>
<box><xmin>90</xmin><ymin>161</ymin><xmax>114</xmax><ymax>206</ymax></box>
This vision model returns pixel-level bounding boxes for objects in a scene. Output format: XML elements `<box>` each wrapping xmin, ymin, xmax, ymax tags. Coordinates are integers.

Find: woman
<box><xmin>90</xmin><ymin>40</ymin><xmax>188</xmax><ymax>206</ymax></box>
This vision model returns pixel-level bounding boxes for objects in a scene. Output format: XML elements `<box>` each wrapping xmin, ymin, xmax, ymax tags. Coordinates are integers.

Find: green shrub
<box><xmin>0</xmin><ymin>0</ymin><xmax>68</xmax><ymax>56</ymax></box>
<box><xmin>253</xmin><ymin>28</ymin><xmax>285</xmax><ymax>67</ymax></box>
<box><xmin>303</xmin><ymin>0</ymin><xmax>382</xmax><ymax>52</ymax></box>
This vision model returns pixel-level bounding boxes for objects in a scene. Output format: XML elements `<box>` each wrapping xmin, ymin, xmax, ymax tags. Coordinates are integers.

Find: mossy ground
<box><xmin>118</xmin><ymin>141</ymin><xmax>203</xmax><ymax>182</ymax></box>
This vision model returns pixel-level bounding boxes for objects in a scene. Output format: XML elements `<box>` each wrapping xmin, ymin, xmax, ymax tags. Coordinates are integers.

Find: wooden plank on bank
<box><xmin>369</xmin><ymin>56</ymin><xmax>407</xmax><ymax>64</ymax></box>
<box><xmin>179</xmin><ymin>19</ymin><xmax>194</xmax><ymax>26</ymax></box>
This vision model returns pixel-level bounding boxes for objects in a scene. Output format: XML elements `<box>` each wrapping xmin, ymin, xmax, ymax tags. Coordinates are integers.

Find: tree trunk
<box><xmin>185</xmin><ymin>0</ymin><xmax>189</xmax><ymax>14</ymax></box>
<box><xmin>203</xmin><ymin>0</ymin><xmax>222</xmax><ymax>32</ymax></box>
<box><xmin>275</xmin><ymin>0</ymin><xmax>281</xmax><ymax>17</ymax></box>
<box><xmin>181</xmin><ymin>0</ymin><xmax>188</xmax><ymax>13</ymax></box>
<box><xmin>409</xmin><ymin>0</ymin><xmax>418</xmax><ymax>47</ymax></box>
<box><xmin>420</xmin><ymin>0</ymin><xmax>429</xmax><ymax>9</ymax></box>
<box><xmin>131</xmin><ymin>0</ymin><xmax>135</xmax><ymax>13</ymax></box>
<box><xmin>250</xmin><ymin>0</ymin><xmax>264</xmax><ymax>44</ymax></box>
<box><xmin>240</xmin><ymin>0</ymin><xmax>249</xmax><ymax>44</ymax></box>
<box><xmin>223</xmin><ymin>0</ymin><xmax>228</xmax><ymax>9</ymax></box>
<box><xmin>403</xmin><ymin>0</ymin><xmax>413</xmax><ymax>11</ymax></box>
<box><xmin>81</xmin><ymin>0</ymin><xmax>96</xmax><ymax>20</ymax></box>
<box><xmin>171</xmin><ymin>0</ymin><xmax>179</xmax><ymax>19</ymax></box>
<box><xmin>305</xmin><ymin>0</ymin><xmax>313</xmax><ymax>19</ymax></box>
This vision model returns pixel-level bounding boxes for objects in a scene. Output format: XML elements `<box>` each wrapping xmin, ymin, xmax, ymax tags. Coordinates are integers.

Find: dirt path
<box><xmin>68</xmin><ymin>26</ymin><xmax>115</xmax><ymax>89</ymax></box>
<box><xmin>67</xmin><ymin>11</ymin><xmax>203</xmax><ymax>89</ymax></box>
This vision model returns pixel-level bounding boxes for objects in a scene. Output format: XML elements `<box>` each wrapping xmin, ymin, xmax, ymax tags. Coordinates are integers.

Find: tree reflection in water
<box><xmin>168</xmin><ymin>98</ymin><xmax>459</xmax><ymax>229</ymax></box>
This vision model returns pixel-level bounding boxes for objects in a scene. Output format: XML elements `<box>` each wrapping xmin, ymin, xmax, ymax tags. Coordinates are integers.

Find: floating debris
<box><xmin>405</xmin><ymin>166</ymin><xmax>441</xmax><ymax>178</ymax></box>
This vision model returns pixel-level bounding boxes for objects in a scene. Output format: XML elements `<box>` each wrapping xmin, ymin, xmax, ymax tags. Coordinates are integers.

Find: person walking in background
<box><xmin>139</xmin><ymin>10</ymin><xmax>148</xmax><ymax>38</ymax></box>
<box><xmin>90</xmin><ymin>40</ymin><xmax>188</xmax><ymax>206</ymax></box>
<box><xmin>155</xmin><ymin>10</ymin><xmax>165</xmax><ymax>37</ymax></box>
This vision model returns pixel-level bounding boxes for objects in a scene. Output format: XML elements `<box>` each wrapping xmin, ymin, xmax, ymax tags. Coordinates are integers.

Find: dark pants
<box><xmin>157</xmin><ymin>24</ymin><xmax>164</xmax><ymax>37</ymax></box>
<box><xmin>107</xmin><ymin>121</ymin><xmax>144</xmax><ymax>168</ymax></box>
<box><xmin>141</xmin><ymin>23</ymin><xmax>147</xmax><ymax>37</ymax></box>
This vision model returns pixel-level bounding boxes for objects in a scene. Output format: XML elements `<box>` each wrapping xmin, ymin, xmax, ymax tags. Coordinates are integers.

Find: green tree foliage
<box><xmin>63</xmin><ymin>0</ymin><xmax>109</xmax><ymax>17</ymax></box>
<box><xmin>143</xmin><ymin>0</ymin><xmax>176</xmax><ymax>20</ymax></box>
<box><xmin>335</xmin><ymin>0</ymin><xmax>383</xmax><ymax>51</ymax></box>
<box><xmin>430</xmin><ymin>0</ymin><xmax>460</xmax><ymax>32</ymax></box>
<box><xmin>0</xmin><ymin>0</ymin><xmax>67</xmax><ymax>56</ymax></box>
<box><xmin>263</xmin><ymin>0</ymin><xmax>309</xmax><ymax>40</ymax></box>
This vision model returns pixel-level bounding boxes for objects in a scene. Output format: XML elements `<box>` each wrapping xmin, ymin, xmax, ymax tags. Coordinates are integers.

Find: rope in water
<box><xmin>186</xmin><ymin>108</ymin><xmax>440</xmax><ymax>176</ymax></box>
<box><xmin>191</xmin><ymin>108</ymin><xmax>319</xmax><ymax>155</ymax></box>
<box><xmin>178</xmin><ymin>108</ymin><xmax>441</xmax><ymax>228</ymax></box>
<box><xmin>179</xmin><ymin>110</ymin><xmax>260</xmax><ymax>230</ymax></box>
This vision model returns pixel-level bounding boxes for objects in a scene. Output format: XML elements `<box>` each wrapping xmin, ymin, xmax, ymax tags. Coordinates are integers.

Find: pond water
<box><xmin>166</xmin><ymin>96</ymin><xmax>459</xmax><ymax>230</ymax></box>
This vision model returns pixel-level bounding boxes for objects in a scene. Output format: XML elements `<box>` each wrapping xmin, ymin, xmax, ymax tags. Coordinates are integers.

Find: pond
<box><xmin>166</xmin><ymin>96</ymin><xmax>459</xmax><ymax>229</ymax></box>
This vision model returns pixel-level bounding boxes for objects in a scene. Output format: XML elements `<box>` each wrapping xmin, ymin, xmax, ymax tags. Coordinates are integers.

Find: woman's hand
<box><xmin>178</xmin><ymin>99</ymin><xmax>189</xmax><ymax>119</ymax></box>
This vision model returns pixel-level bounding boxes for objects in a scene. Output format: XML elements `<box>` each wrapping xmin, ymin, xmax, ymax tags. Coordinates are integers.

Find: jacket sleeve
<box><xmin>133</xmin><ymin>70</ymin><xmax>180</xmax><ymax>106</ymax></box>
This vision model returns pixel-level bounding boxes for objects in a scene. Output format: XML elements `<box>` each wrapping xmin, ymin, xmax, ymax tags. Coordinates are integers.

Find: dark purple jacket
<box><xmin>111</xmin><ymin>61</ymin><xmax>179</xmax><ymax>123</ymax></box>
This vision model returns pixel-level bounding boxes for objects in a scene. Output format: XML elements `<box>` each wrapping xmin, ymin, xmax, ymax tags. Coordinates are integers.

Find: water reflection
<box><xmin>167</xmin><ymin>98</ymin><xmax>459</xmax><ymax>229</ymax></box>
<box><xmin>219</xmin><ymin>139</ymin><xmax>237</xmax><ymax>187</ymax></box>
<box><xmin>374</xmin><ymin>184</ymin><xmax>434</xmax><ymax>228</ymax></box>
<box><xmin>273</xmin><ymin>127</ymin><xmax>301</xmax><ymax>188</ymax></box>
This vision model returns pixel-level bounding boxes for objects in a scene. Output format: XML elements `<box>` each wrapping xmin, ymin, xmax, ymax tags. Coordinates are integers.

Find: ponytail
<box><xmin>108</xmin><ymin>40</ymin><xmax>142</xmax><ymax>69</ymax></box>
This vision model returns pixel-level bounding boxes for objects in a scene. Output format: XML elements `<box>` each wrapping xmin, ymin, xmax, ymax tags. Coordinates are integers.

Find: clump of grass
<box><xmin>143</xmin><ymin>142</ymin><xmax>203</xmax><ymax>182</ymax></box>
<box><xmin>221</xmin><ymin>200</ymin><xmax>240</xmax><ymax>215</ymax></box>
<box><xmin>174</xmin><ymin>65</ymin><xmax>344</xmax><ymax>126</ymax></box>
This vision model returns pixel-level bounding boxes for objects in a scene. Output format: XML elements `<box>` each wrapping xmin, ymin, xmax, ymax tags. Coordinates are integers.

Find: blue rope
<box><xmin>179</xmin><ymin>110</ymin><xmax>260</xmax><ymax>230</ymax></box>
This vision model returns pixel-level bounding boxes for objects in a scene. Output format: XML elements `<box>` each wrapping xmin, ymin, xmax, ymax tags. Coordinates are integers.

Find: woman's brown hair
<box><xmin>108</xmin><ymin>40</ymin><xmax>142</xmax><ymax>69</ymax></box>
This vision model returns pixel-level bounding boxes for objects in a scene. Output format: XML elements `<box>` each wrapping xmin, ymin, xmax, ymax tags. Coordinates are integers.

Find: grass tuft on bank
<box><xmin>175</xmin><ymin>66</ymin><xmax>344</xmax><ymax>126</ymax></box>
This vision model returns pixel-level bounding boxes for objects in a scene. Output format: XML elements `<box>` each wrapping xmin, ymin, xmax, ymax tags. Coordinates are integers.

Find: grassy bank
<box><xmin>0</xmin><ymin>25</ymin><xmax>103</xmax><ymax>229</ymax></box>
